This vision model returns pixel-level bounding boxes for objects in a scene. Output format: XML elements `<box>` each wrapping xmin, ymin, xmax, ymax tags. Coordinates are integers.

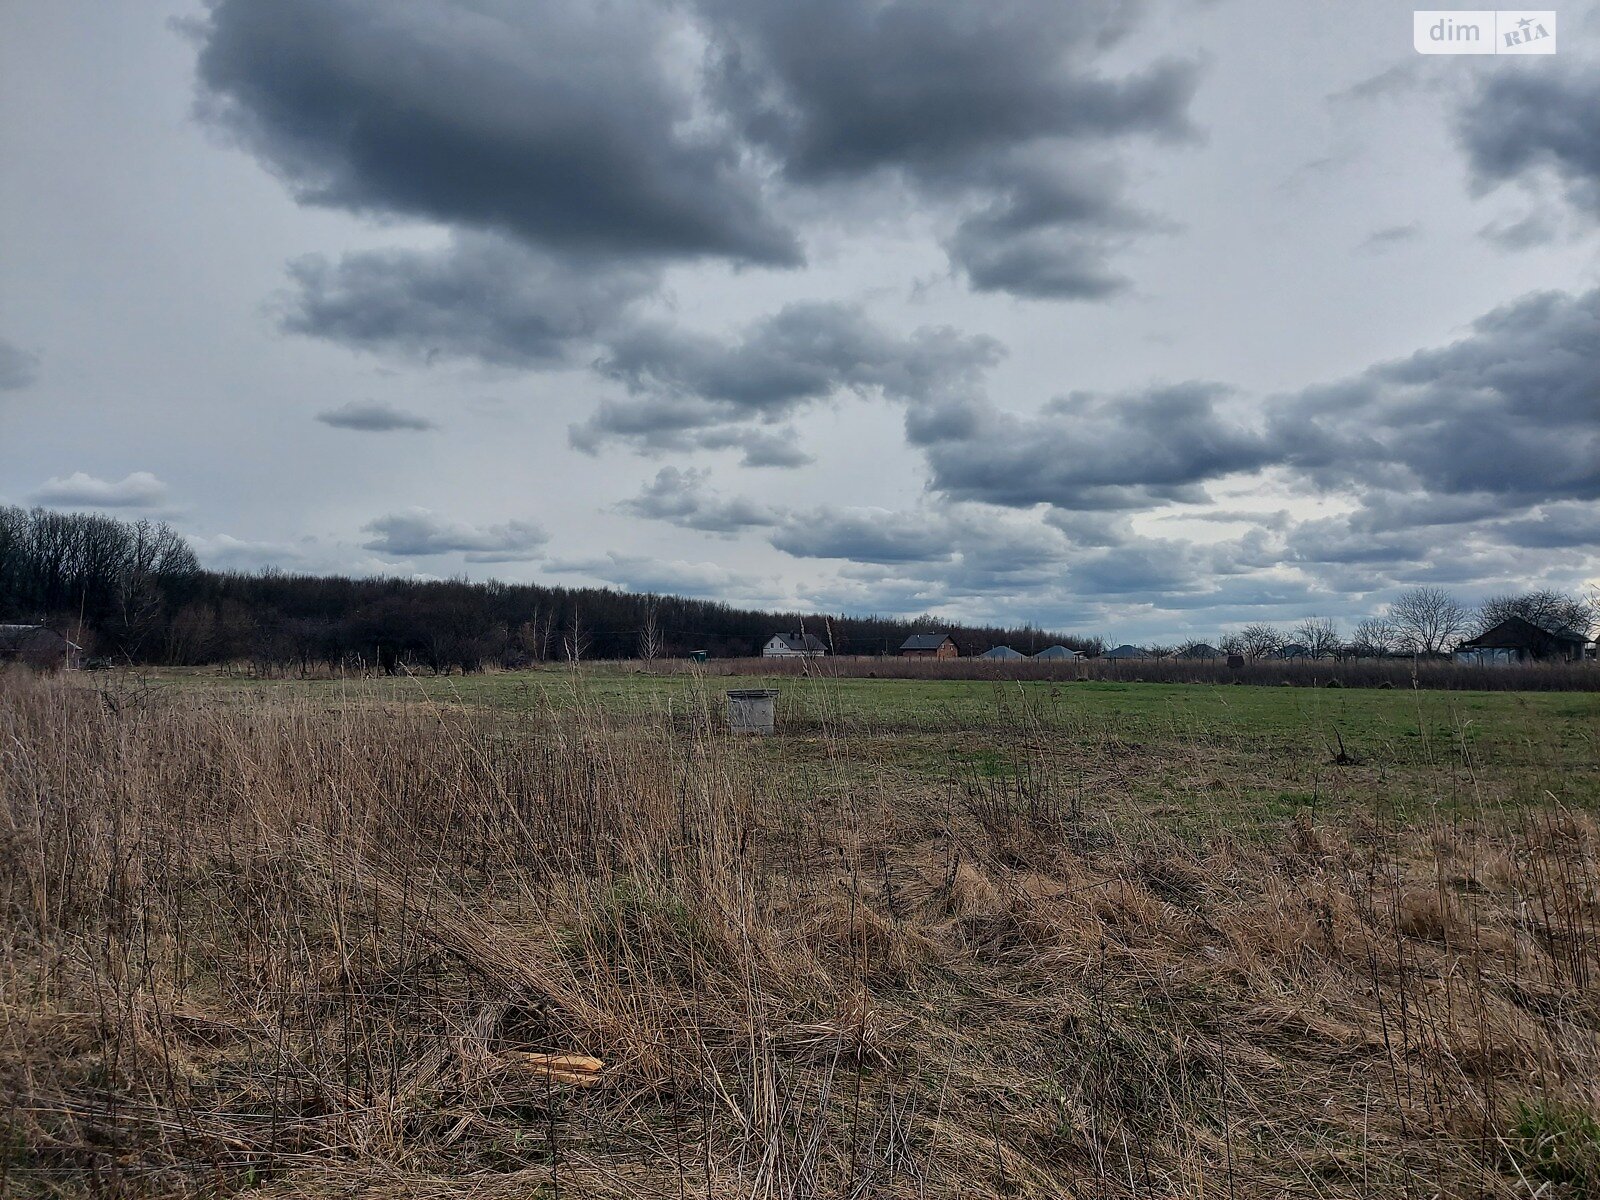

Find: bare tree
<box><xmin>1238</xmin><ymin>623</ymin><xmax>1285</xmax><ymax>659</ymax></box>
<box><xmin>1293</xmin><ymin>617</ymin><xmax>1341</xmax><ymax>659</ymax></box>
<box><xmin>638</xmin><ymin>598</ymin><xmax>663</xmax><ymax>663</ymax></box>
<box><xmin>1351</xmin><ymin>616</ymin><xmax>1398</xmax><ymax>658</ymax></box>
<box><xmin>1388</xmin><ymin>586</ymin><xmax>1468</xmax><ymax>656</ymax></box>
<box><xmin>564</xmin><ymin>607</ymin><xmax>590</xmax><ymax>665</ymax></box>
<box><xmin>1476</xmin><ymin>589</ymin><xmax>1596</xmax><ymax>637</ymax></box>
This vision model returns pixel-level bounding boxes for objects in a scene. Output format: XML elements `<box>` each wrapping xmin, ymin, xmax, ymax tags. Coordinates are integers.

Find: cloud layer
<box><xmin>32</xmin><ymin>471</ymin><xmax>169</xmax><ymax>509</ymax></box>
<box><xmin>361</xmin><ymin>508</ymin><xmax>548</xmax><ymax>561</ymax></box>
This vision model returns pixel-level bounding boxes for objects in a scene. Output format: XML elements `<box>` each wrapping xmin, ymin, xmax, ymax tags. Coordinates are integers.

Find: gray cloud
<box><xmin>1357</xmin><ymin>222</ymin><xmax>1421</xmax><ymax>254</ymax></box>
<box><xmin>0</xmin><ymin>337</ymin><xmax>39</xmax><ymax>390</ymax></box>
<box><xmin>571</xmin><ymin>302</ymin><xmax>1001</xmax><ymax>457</ymax></box>
<box><xmin>361</xmin><ymin>508</ymin><xmax>548</xmax><ymax>561</ymax></box>
<box><xmin>701</xmin><ymin>0</ymin><xmax>1197</xmax><ymax>297</ymax></box>
<box><xmin>772</xmin><ymin>507</ymin><xmax>956</xmax><ymax>565</ymax></box>
<box><xmin>1459</xmin><ymin>65</ymin><xmax>1600</xmax><ymax>220</ymax></box>
<box><xmin>545</xmin><ymin>550</ymin><xmax>759</xmax><ymax>600</ymax></box>
<box><xmin>195</xmin><ymin>0</ymin><xmax>1197</xmax><ymax>313</ymax></box>
<box><xmin>619</xmin><ymin>467</ymin><xmax>780</xmax><ymax>533</ymax></box>
<box><xmin>193</xmin><ymin>0</ymin><xmax>798</xmax><ymax>265</ymax></box>
<box><xmin>32</xmin><ymin>471</ymin><xmax>169</xmax><ymax>509</ymax></box>
<box><xmin>1478</xmin><ymin>211</ymin><xmax>1559</xmax><ymax>250</ymax></box>
<box><xmin>908</xmin><ymin>382</ymin><xmax>1268</xmax><ymax>510</ymax></box>
<box><xmin>1495</xmin><ymin>503</ymin><xmax>1600</xmax><ymax>548</ymax></box>
<box><xmin>716</xmin><ymin>430</ymin><xmax>813</xmax><ymax>469</ymax></box>
<box><xmin>282</xmin><ymin>235</ymin><xmax>657</xmax><ymax>366</ymax></box>
<box><xmin>1278</xmin><ymin>287</ymin><xmax>1600</xmax><ymax>505</ymax></box>
<box><xmin>599</xmin><ymin>303</ymin><xmax>1001</xmax><ymax>412</ymax></box>
<box><xmin>316</xmin><ymin>400</ymin><xmax>437</xmax><ymax>432</ymax></box>
<box><xmin>944</xmin><ymin>156</ymin><xmax>1149</xmax><ymax>298</ymax></box>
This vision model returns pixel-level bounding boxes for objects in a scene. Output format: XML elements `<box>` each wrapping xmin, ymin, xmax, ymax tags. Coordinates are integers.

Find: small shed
<box><xmin>900</xmin><ymin>633</ymin><xmax>958</xmax><ymax>659</ymax></box>
<box><xmin>763</xmin><ymin>632</ymin><xmax>828</xmax><ymax>658</ymax></box>
<box><xmin>977</xmin><ymin>645</ymin><xmax>1024</xmax><ymax>661</ymax></box>
<box><xmin>1103</xmin><ymin>644</ymin><xmax>1148</xmax><ymax>660</ymax></box>
<box><xmin>1456</xmin><ymin>617</ymin><xmax>1589</xmax><ymax>664</ymax></box>
<box><xmin>0</xmin><ymin>625</ymin><xmax>78</xmax><ymax>671</ymax></box>
<box><xmin>1032</xmin><ymin>645</ymin><xmax>1083</xmax><ymax>661</ymax></box>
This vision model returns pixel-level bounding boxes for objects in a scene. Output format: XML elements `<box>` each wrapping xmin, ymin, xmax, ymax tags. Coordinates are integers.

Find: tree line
<box><xmin>0</xmin><ymin>507</ymin><xmax>1098</xmax><ymax>672</ymax></box>
<box><xmin>1161</xmin><ymin>585</ymin><xmax>1596</xmax><ymax>661</ymax></box>
<box><xmin>4</xmin><ymin>509</ymin><xmax>1591</xmax><ymax>673</ymax></box>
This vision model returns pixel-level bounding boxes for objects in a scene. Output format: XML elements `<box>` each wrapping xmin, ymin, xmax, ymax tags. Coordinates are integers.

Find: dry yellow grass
<box><xmin>2</xmin><ymin>668</ymin><xmax>1598</xmax><ymax>1197</ymax></box>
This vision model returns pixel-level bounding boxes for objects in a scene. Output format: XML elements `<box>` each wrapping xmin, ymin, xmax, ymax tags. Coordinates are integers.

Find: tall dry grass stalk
<box><xmin>2</xmin><ymin>668</ymin><xmax>1598</xmax><ymax>1197</ymax></box>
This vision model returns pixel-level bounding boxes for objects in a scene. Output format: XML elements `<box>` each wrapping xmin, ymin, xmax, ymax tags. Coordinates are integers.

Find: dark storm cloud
<box><xmin>701</xmin><ymin>0</ymin><xmax>1188</xmax><ymax>179</ymax></box>
<box><xmin>0</xmin><ymin>337</ymin><xmax>38</xmax><ymax>390</ymax></box>
<box><xmin>195</xmin><ymin>0</ymin><xmax>1197</xmax><ymax>311</ymax></box>
<box><xmin>1459</xmin><ymin>65</ymin><xmax>1600</xmax><ymax>220</ymax></box>
<box><xmin>361</xmin><ymin>508</ymin><xmax>548</xmax><ymax>561</ymax></box>
<box><xmin>699</xmin><ymin>0</ymin><xmax>1197</xmax><ymax>297</ymax></box>
<box><xmin>281</xmin><ymin>235</ymin><xmax>657</xmax><ymax>366</ymax></box>
<box><xmin>619</xmin><ymin>467</ymin><xmax>780</xmax><ymax>533</ymax></box>
<box><xmin>315</xmin><ymin>400</ymin><xmax>437</xmax><ymax>432</ymax></box>
<box><xmin>571</xmin><ymin>303</ymin><xmax>1001</xmax><ymax>456</ymax></box>
<box><xmin>192</xmin><ymin>0</ymin><xmax>797</xmax><ymax>264</ymax></box>
<box><xmin>1276</xmin><ymin>287</ymin><xmax>1600</xmax><ymax>505</ymax></box>
<box><xmin>908</xmin><ymin>382</ymin><xmax>1269</xmax><ymax>510</ymax></box>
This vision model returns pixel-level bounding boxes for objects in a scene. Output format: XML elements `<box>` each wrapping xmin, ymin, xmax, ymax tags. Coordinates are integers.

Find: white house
<box><xmin>762</xmin><ymin>632</ymin><xmax>828</xmax><ymax>658</ymax></box>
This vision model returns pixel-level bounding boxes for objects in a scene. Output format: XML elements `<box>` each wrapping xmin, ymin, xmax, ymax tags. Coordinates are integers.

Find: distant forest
<box><xmin>0</xmin><ymin>507</ymin><xmax>1097</xmax><ymax>671</ymax></box>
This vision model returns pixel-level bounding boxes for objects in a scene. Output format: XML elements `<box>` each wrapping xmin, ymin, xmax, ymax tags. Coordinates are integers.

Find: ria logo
<box><xmin>1502</xmin><ymin>13</ymin><xmax>1553</xmax><ymax>46</ymax></box>
<box><xmin>1413</xmin><ymin>10</ymin><xmax>1557</xmax><ymax>53</ymax></box>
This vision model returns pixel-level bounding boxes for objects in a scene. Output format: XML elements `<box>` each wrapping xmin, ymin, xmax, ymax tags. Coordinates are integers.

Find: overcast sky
<box><xmin>2</xmin><ymin>0</ymin><xmax>1597</xmax><ymax>642</ymax></box>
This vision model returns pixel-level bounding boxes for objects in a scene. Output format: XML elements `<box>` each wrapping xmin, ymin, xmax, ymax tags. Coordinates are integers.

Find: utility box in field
<box><xmin>726</xmin><ymin>688</ymin><xmax>778</xmax><ymax>735</ymax></box>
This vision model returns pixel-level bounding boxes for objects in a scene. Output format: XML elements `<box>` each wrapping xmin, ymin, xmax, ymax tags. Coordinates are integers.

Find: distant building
<box><xmin>900</xmin><ymin>633</ymin><xmax>958</xmax><ymax>659</ymax></box>
<box><xmin>1032</xmin><ymin>645</ymin><xmax>1083</xmax><ymax>661</ymax></box>
<box><xmin>762</xmin><ymin>632</ymin><xmax>828</xmax><ymax>658</ymax></box>
<box><xmin>1456</xmin><ymin>617</ymin><xmax>1589</xmax><ymax>665</ymax></box>
<box><xmin>1103</xmin><ymin>644</ymin><xmax>1148</xmax><ymax>660</ymax></box>
<box><xmin>977</xmin><ymin>645</ymin><xmax>1024</xmax><ymax>660</ymax></box>
<box><xmin>1279</xmin><ymin>643</ymin><xmax>1311</xmax><ymax>660</ymax></box>
<box><xmin>1178</xmin><ymin>643</ymin><xmax>1222</xmax><ymax>660</ymax></box>
<box><xmin>0</xmin><ymin>624</ymin><xmax>78</xmax><ymax>671</ymax></box>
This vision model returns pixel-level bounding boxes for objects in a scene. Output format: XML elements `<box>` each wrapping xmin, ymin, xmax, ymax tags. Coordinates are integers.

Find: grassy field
<box><xmin>5</xmin><ymin>666</ymin><xmax>1600</xmax><ymax>1197</ymax></box>
<box><xmin>146</xmin><ymin>665</ymin><xmax>1600</xmax><ymax>828</ymax></box>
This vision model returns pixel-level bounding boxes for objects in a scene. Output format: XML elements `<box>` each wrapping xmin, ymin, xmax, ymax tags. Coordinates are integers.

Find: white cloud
<box><xmin>32</xmin><ymin>471</ymin><xmax>169</xmax><ymax>509</ymax></box>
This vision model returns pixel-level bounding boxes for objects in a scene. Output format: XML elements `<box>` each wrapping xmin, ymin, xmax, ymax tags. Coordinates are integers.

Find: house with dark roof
<box><xmin>1032</xmin><ymin>645</ymin><xmax>1083</xmax><ymax>661</ymax></box>
<box><xmin>1456</xmin><ymin>616</ymin><xmax>1589</xmax><ymax>665</ymax></box>
<box><xmin>977</xmin><ymin>645</ymin><xmax>1024</xmax><ymax>661</ymax></box>
<box><xmin>1103</xmin><ymin>644</ymin><xmax>1148</xmax><ymax>660</ymax></box>
<box><xmin>1178</xmin><ymin>643</ymin><xmax>1222</xmax><ymax>660</ymax></box>
<box><xmin>762</xmin><ymin>632</ymin><xmax>828</xmax><ymax>658</ymax></box>
<box><xmin>899</xmin><ymin>633</ymin><xmax>958</xmax><ymax>659</ymax></box>
<box><xmin>0</xmin><ymin>624</ymin><xmax>79</xmax><ymax>671</ymax></box>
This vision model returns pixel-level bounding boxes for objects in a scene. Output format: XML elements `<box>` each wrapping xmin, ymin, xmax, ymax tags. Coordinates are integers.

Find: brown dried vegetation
<box><xmin>2</xmin><ymin>669</ymin><xmax>1598</xmax><ymax>1197</ymax></box>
